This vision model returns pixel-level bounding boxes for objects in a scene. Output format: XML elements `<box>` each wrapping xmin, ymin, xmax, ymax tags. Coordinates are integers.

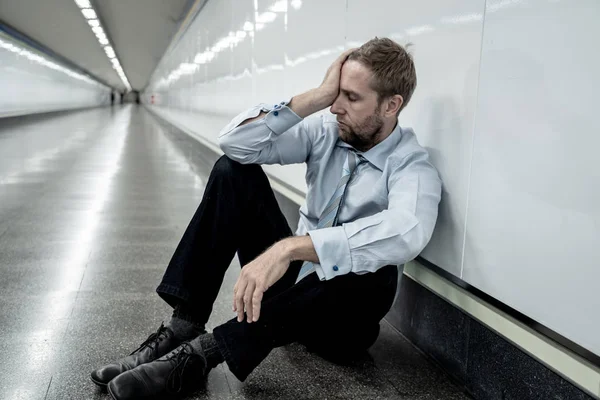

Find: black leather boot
<box><xmin>107</xmin><ymin>342</ymin><xmax>208</xmax><ymax>400</ymax></box>
<box><xmin>90</xmin><ymin>323</ymin><xmax>185</xmax><ymax>387</ymax></box>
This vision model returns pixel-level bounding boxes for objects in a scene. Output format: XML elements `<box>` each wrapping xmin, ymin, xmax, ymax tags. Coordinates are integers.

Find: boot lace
<box><xmin>129</xmin><ymin>323</ymin><xmax>168</xmax><ymax>358</ymax></box>
<box><xmin>165</xmin><ymin>342</ymin><xmax>203</xmax><ymax>394</ymax></box>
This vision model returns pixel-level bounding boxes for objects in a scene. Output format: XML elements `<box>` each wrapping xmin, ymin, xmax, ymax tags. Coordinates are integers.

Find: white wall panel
<box><xmin>0</xmin><ymin>32</ymin><xmax>110</xmax><ymax>117</ymax></box>
<box><xmin>144</xmin><ymin>0</ymin><xmax>600</xmax><ymax>357</ymax></box>
<box><xmin>463</xmin><ymin>0</ymin><xmax>600</xmax><ymax>356</ymax></box>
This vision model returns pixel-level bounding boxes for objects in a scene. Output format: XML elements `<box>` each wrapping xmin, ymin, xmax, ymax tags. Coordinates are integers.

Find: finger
<box><xmin>252</xmin><ymin>288</ymin><xmax>264</xmax><ymax>322</ymax></box>
<box><xmin>244</xmin><ymin>281</ymin><xmax>256</xmax><ymax>323</ymax></box>
<box><xmin>233</xmin><ymin>282</ymin><xmax>238</xmax><ymax>311</ymax></box>
<box><xmin>235</xmin><ymin>279</ymin><xmax>247</xmax><ymax>322</ymax></box>
<box><xmin>338</xmin><ymin>47</ymin><xmax>356</xmax><ymax>63</ymax></box>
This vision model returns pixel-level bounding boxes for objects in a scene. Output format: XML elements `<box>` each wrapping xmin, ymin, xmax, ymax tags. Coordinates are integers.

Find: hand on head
<box><xmin>318</xmin><ymin>48</ymin><xmax>356</xmax><ymax>108</ymax></box>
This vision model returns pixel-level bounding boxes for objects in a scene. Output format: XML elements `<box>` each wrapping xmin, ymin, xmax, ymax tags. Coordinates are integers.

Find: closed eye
<box><xmin>342</xmin><ymin>89</ymin><xmax>360</xmax><ymax>102</ymax></box>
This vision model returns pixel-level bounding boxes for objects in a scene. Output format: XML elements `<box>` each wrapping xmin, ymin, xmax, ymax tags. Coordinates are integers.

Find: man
<box><xmin>91</xmin><ymin>37</ymin><xmax>442</xmax><ymax>400</ymax></box>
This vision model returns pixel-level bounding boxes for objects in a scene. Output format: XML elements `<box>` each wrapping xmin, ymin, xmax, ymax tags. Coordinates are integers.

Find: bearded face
<box><xmin>337</xmin><ymin>104</ymin><xmax>384</xmax><ymax>150</ymax></box>
<box><xmin>330</xmin><ymin>60</ymin><xmax>387</xmax><ymax>151</ymax></box>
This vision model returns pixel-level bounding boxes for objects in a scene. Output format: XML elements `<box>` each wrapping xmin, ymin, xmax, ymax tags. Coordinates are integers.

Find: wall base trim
<box><xmin>401</xmin><ymin>261</ymin><xmax>600</xmax><ymax>399</ymax></box>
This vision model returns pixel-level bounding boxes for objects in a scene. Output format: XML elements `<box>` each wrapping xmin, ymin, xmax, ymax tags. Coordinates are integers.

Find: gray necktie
<box><xmin>296</xmin><ymin>149</ymin><xmax>365</xmax><ymax>283</ymax></box>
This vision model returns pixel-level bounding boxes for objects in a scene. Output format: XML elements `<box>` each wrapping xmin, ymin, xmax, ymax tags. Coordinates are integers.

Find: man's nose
<box><xmin>330</xmin><ymin>94</ymin><xmax>344</xmax><ymax>114</ymax></box>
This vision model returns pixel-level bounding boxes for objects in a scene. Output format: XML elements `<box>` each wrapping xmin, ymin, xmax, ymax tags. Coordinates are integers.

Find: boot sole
<box><xmin>107</xmin><ymin>384</ymin><xmax>117</xmax><ymax>400</ymax></box>
<box><xmin>107</xmin><ymin>382</ymin><xmax>162</xmax><ymax>400</ymax></box>
<box><xmin>90</xmin><ymin>374</ymin><xmax>108</xmax><ymax>389</ymax></box>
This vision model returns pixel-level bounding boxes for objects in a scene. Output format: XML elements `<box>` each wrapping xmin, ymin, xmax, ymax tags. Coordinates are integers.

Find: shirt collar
<box><xmin>336</xmin><ymin>122</ymin><xmax>402</xmax><ymax>171</ymax></box>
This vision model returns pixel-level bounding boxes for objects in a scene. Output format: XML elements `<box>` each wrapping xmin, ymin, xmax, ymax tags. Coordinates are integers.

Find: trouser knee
<box><xmin>211</xmin><ymin>155</ymin><xmax>263</xmax><ymax>180</ymax></box>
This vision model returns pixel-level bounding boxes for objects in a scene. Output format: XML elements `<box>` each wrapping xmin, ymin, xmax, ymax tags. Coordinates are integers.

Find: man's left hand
<box><xmin>233</xmin><ymin>242</ymin><xmax>290</xmax><ymax>323</ymax></box>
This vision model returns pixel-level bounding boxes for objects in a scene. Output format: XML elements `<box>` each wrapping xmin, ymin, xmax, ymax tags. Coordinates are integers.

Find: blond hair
<box><xmin>348</xmin><ymin>38</ymin><xmax>417</xmax><ymax>114</ymax></box>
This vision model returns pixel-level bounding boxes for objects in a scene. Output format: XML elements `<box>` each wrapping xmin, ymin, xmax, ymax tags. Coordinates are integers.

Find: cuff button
<box><xmin>333</xmin><ymin>265</ymin><xmax>339</xmax><ymax>272</ymax></box>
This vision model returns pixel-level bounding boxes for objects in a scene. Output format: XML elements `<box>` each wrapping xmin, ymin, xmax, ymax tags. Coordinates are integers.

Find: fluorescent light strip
<box><xmin>75</xmin><ymin>0</ymin><xmax>91</xmax><ymax>8</ymax></box>
<box><xmin>0</xmin><ymin>36</ymin><xmax>100</xmax><ymax>86</ymax></box>
<box><xmin>81</xmin><ymin>8</ymin><xmax>97</xmax><ymax>19</ymax></box>
<box><xmin>74</xmin><ymin>1</ymin><xmax>131</xmax><ymax>91</ymax></box>
<box><xmin>104</xmin><ymin>46</ymin><xmax>115</xmax><ymax>58</ymax></box>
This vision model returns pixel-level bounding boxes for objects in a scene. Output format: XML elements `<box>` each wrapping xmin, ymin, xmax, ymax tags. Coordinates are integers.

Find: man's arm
<box><xmin>231</xmin><ymin>49</ymin><xmax>356</xmax><ymax>323</ymax></box>
<box><xmin>307</xmin><ymin>155</ymin><xmax>442</xmax><ymax>280</ymax></box>
<box><xmin>232</xmin><ymin>235</ymin><xmax>318</xmax><ymax>324</ymax></box>
<box><xmin>233</xmin><ymin>152</ymin><xmax>441</xmax><ymax>323</ymax></box>
<box><xmin>238</xmin><ymin>49</ymin><xmax>355</xmax><ymax>128</ymax></box>
<box><xmin>238</xmin><ymin>88</ymin><xmax>335</xmax><ymax>128</ymax></box>
<box><xmin>218</xmin><ymin>49</ymin><xmax>355</xmax><ymax>165</ymax></box>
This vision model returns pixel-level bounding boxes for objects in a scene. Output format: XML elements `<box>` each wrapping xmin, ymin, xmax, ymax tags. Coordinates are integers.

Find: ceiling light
<box><xmin>243</xmin><ymin>21</ymin><xmax>254</xmax><ymax>31</ymax></box>
<box><xmin>405</xmin><ymin>24</ymin><xmax>434</xmax><ymax>36</ymax></box>
<box><xmin>81</xmin><ymin>8</ymin><xmax>97</xmax><ymax>19</ymax></box>
<box><xmin>104</xmin><ymin>46</ymin><xmax>115</xmax><ymax>58</ymax></box>
<box><xmin>270</xmin><ymin>0</ymin><xmax>287</xmax><ymax>13</ymax></box>
<box><xmin>194</xmin><ymin>53</ymin><xmax>207</xmax><ymax>64</ymax></box>
<box><xmin>75</xmin><ymin>0</ymin><xmax>132</xmax><ymax>91</ymax></box>
<box><xmin>291</xmin><ymin>0</ymin><xmax>302</xmax><ymax>10</ymax></box>
<box><xmin>256</xmin><ymin>12</ymin><xmax>277</xmax><ymax>24</ymax></box>
<box><xmin>75</xmin><ymin>0</ymin><xmax>91</xmax><ymax>8</ymax></box>
<box><xmin>179</xmin><ymin>63</ymin><xmax>197</xmax><ymax>73</ymax></box>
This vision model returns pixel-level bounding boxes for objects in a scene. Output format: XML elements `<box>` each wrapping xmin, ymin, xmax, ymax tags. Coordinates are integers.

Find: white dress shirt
<box><xmin>218</xmin><ymin>101</ymin><xmax>442</xmax><ymax>281</ymax></box>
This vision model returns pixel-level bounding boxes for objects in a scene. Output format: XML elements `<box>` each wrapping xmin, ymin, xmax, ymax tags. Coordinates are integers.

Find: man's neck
<box><xmin>368</xmin><ymin>120</ymin><xmax>397</xmax><ymax>150</ymax></box>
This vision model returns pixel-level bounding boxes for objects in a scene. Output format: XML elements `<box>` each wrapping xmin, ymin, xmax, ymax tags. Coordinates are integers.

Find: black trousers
<box><xmin>156</xmin><ymin>155</ymin><xmax>398</xmax><ymax>381</ymax></box>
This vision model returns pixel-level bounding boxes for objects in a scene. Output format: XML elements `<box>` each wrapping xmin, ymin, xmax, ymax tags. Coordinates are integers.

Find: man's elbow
<box><xmin>217</xmin><ymin>135</ymin><xmax>233</xmax><ymax>158</ymax></box>
<box><xmin>218</xmin><ymin>136</ymin><xmax>249</xmax><ymax>164</ymax></box>
<box><xmin>413</xmin><ymin>224</ymin><xmax>432</xmax><ymax>257</ymax></box>
<box><xmin>396</xmin><ymin>223</ymin><xmax>432</xmax><ymax>263</ymax></box>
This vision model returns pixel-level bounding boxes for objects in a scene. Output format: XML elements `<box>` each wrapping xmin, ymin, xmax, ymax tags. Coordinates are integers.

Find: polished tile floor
<box><xmin>0</xmin><ymin>106</ymin><xmax>470</xmax><ymax>400</ymax></box>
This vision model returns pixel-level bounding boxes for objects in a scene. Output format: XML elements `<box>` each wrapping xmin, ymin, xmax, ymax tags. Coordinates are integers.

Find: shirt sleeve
<box><xmin>218</xmin><ymin>101</ymin><xmax>323</xmax><ymax>165</ymax></box>
<box><xmin>307</xmin><ymin>155</ymin><xmax>442</xmax><ymax>280</ymax></box>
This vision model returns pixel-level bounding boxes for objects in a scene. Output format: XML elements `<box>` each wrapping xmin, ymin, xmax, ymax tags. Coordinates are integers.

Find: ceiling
<box><xmin>0</xmin><ymin>0</ymin><xmax>194</xmax><ymax>91</ymax></box>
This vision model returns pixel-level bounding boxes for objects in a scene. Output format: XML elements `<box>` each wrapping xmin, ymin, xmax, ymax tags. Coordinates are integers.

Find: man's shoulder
<box><xmin>389</xmin><ymin>127</ymin><xmax>437</xmax><ymax>171</ymax></box>
<box><xmin>394</xmin><ymin>127</ymin><xmax>425</xmax><ymax>156</ymax></box>
<box><xmin>321</xmin><ymin>113</ymin><xmax>339</xmax><ymax>125</ymax></box>
<box><xmin>303</xmin><ymin>112</ymin><xmax>339</xmax><ymax>145</ymax></box>
<box><xmin>304</xmin><ymin>112</ymin><xmax>338</xmax><ymax>130</ymax></box>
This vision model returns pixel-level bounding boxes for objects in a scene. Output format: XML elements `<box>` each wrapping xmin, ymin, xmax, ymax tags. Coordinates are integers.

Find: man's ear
<box><xmin>385</xmin><ymin>94</ymin><xmax>403</xmax><ymax>116</ymax></box>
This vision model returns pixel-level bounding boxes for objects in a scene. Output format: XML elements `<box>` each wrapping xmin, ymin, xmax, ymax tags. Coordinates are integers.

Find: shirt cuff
<box><xmin>307</xmin><ymin>226</ymin><xmax>352</xmax><ymax>280</ymax></box>
<box><xmin>264</xmin><ymin>101</ymin><xmax>303</xmax><ymax>135</ymax></box>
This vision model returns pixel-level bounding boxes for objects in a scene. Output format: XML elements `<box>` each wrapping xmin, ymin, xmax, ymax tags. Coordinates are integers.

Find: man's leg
<box><xmin>212</xmin><ymin>264</ymin><xmax>399</xmax><ymax>381</ymax></box>
<box><xmin>91</xmin><ymin>155</ymin><xmax>296</xmax><ymax>388</ymax></box>
<box><xmin>156</xmin><ymin>155</ymin><xmax>295</xmax><ymax>324</ymax></box>
<box><xmin>106</xmin><ymin>265</ymin><xmax>398</xmax><ymax>399</ymax></box>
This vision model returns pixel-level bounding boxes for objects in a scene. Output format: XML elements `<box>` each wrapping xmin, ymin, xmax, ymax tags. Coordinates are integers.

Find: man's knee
<box><xmin>302</xmin><ymin>322</ymin><xmax>381</xmax><ymax>363</ymax></box>
<box><xmin>212</xmin><ymin>155</ymin><xmax>262</xmax><ymax>179</ymax></box>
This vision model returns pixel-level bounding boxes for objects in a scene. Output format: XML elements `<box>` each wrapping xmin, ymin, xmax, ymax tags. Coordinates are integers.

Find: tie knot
<box><xmin>349</xmin><ymin>149</ymin><xmax>367</xmax><ymax>165</ymax></box>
